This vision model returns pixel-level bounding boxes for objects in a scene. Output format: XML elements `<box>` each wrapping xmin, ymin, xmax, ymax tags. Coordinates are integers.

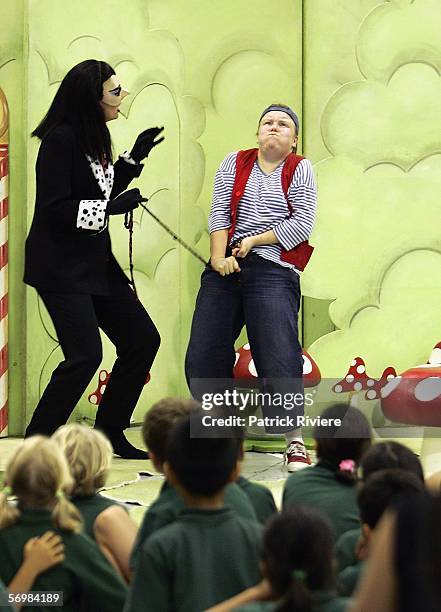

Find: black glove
<box><xmin>107</xmin><ymin>188</ymin><xmax>144</xmax><ymax>216</ymax></box>
<box><xmin>130</xmin><ymin>127</ymin><xmax>165</xmax><ymax>163</ymax></box>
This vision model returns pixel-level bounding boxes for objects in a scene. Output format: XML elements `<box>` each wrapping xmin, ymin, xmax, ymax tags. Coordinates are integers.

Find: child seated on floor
<box><xmin>337</xmin><ymin>468</ymin><xmax>424</xmax><ymax>597</ymax></box>
<box><xmin>2</xmin><ymin>531</ymin><xmax>64</xmax><ymax>611</ymax></box>
<box><xmin>207</xmin><ymin>505</ymin><xmax>350</xmax><ymax>612</ymax></box>
<box><xmin>283</xmin><ymin>403</ymin><xmax>372</xmax><ymax>540</ymax></box>
<box><xmin>130</xmin><ymin>397</ymin><xmax>260</xmax><ymax>571</ymax></box>
<box><xmin>0</xmin><ymin>436</ymin><xmax>127</xmax><ymax>612</ymax></box>
<box><xmin>125</xmin><ymin>412</ymin><xmax>262</xmax><ymax>612</ymax></box>
<box><xmin>352</xmin><ymin>491</ymin><xmax>441</xmax><ymax>612</ymax></box>
<box><xmin>360</xmin><ymin>440</ymin><xmax>424</xmax><ymax>482</ymax></box>
<box><xmin>235</xmin><ymin>471</ymin><xmax>277</xmax><ymax>525</ymax></box>
<box><xmin>52</xmin><ymin>423</ymin><xmax>138</xmax><ymax>582</ymax></box>
<box><xmin>335</xmin><ymin>440</ymin><xmax>425</xmax><ymax>572</ymax></box>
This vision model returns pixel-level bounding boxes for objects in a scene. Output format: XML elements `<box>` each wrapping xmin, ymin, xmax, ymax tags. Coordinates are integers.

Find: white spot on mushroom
<box><xmin>100</xmin><ymin>385</ymin><xmax>106</xmax><ymax>394</ymax></box>
<box><xmin>366</xmin><ymin>390</ymin><xmax>376</xmax><ymax>400</ymax></box>
<box><xmin>243</xmin><ymin>343</ymin><xmax>251</xmax><ymax>350</ymax></box>
<box><xmin>356</xmin><ymin>365</ymin><xmax>365</xmax><ymax>374</ymax></box>
<box><xmin>414</xmin><ymin>377</ymin><xmax>441</xmax><ymax>402</ymax></box>
<box><xmin>386</xmin><ymin>374</ymin><xmax>395</xmax><ymax>380</ymax></box>
<box><xmin>90</xmin><ymin>395</ymin><xmax>97</xmax><ymax>404</ymax></box>
<box><xmin>234</xmin><ymin>353</ymin><xmax>240</xmax><ymax>366</ymax></box>
<box><xmin>302</xmin><ymin>355</ymin><xmax>313</xmax><ymax>375</ymax></box>
<box><xmin>381</xmin><ymin>377</ymin><xmax>402</xmax><ymax>398</ymax></box>
<box><xmin>248</xmin><ymin>359</ymin><xmax>257</xmax><ymax>377</ymax></box>
<box><xmin>346</xmin><ymin>374</ymin><xmax>354</xmax><ymax>383</ymax></box>
<box><xmin>428</xmin><ymin>347</ymin><xmax>441</xmax><ymax>365</ymax></box>
<box><xmin>367</xmin><ymin>379</ymin><xmax>375</xmax><ymax>387</ymax></box>
<box><xmin>354</xmin><ymin>382</ymin><xmax>363</xmax><ymax>391</ymax></box>
<box><xmin>351</xmin><ymin>359</ymin><xmax>357</xmax><ymax>366</ymax></box>
<box><xmin>334</xmin><ymin>384</ymin><xmax>343</xmax><ymax>393</ymax></box>
<box><xmin>99</xmin><ymin>371</ymin><xmax>107</xmax><ymax>381</ymax></box>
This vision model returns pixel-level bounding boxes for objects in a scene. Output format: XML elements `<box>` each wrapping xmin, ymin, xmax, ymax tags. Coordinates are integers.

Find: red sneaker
<box><xmin>285</xmin><ymin>440</ymin><xmax>312</xmax><ymax>472</ymax></box>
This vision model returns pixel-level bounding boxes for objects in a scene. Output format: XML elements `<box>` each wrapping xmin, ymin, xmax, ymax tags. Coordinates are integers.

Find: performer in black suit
<box><xmin>24</xmin><ymin>59</ymin><xmax>164</xmax><ymax>458</ymax></box>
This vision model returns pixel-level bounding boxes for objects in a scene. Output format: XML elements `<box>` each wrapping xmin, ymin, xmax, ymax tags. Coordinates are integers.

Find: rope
<box><xmin>123</xmin><ymin>196</ymin><xmax>206</xmax><ymax>299</ymax></box>
<box><xmin>138</xmin><ymin>201</ymin><xmax>207</xmax><ymax>265</ymax></box>
<box><xmin>124</xmin><ymin>210</ymin><xmax>138</xmax><ymax>298</ymax></box>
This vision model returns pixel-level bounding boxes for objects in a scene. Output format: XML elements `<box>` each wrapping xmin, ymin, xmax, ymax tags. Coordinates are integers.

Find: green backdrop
<box><xmin>1</xmin><ymin>0</ymin><xmax>440</xmax><ymax>434</ymax></box>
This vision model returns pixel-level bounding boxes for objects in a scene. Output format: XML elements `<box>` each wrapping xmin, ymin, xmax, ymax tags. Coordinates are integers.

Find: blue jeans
<box><xmin>185</xmin><ymin>253</ymin><xmax>303</xmax><ymax>432</ymax></box>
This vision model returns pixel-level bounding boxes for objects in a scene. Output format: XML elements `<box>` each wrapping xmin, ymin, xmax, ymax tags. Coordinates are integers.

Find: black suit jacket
<box><xmin>24</xmin><ymin>124</ymin><xmax>143</xmax><ymax>294</ymax></box>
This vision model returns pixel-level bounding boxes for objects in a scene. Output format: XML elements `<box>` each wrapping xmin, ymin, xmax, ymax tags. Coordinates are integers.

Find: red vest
<box><xmin>228</xmin><ymin>148</ymin><xmax>314</xmax><ymax>271</ymax></box>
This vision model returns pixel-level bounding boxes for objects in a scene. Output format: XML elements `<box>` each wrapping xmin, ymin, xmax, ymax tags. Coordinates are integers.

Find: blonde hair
<box><xmin>0</xmin><ymin>436</ymin><xmax>82</xmax><ymax>532</ymax></box>
<box><xmin>52</xmin><ymin>424</ymin><xmax>113</xmax><ymax>496</ymax></box>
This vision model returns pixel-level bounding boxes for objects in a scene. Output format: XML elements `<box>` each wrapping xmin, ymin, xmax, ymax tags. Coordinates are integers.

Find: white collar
<box><xmin>86</xmin><ymin>155</ymin><xmax>114</xmax><ymax>200</ymax></box>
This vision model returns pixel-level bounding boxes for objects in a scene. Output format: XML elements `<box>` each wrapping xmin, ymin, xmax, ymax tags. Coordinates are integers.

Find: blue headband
<box><xmin>259</xmin><ymin>105</ymin><xmax>299</xmax><ymax>132</ymax></box>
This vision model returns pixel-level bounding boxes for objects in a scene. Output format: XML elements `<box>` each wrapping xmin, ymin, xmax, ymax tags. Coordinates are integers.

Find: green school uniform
<box><xmin>236</xmin><ymin>476</ymin><xmax>277</xmax><ymax>524</ymax></box>
<box><xmin>234</xmin><ymin>590</ymin><xmax>350</xmax><ymax>611</ymax></box>
<box><xmin>130</xmin><ymin>480</ymin><xmax>257</xmax><ymax>569</ymax></box>
<box><xmin>125</xmin><ymin>507</ymin><xmax>261</xmax><ymax>612</ymax></box>
<box><xmin>282</xmin><ymin>461</ymin><xmax>360</xmax><ymax>540</ymax></box>
<box><xmin>335</xmin><ymin>528</ymin><xmax>362</xmax><ymax>571</ymax></box>
<box><xmin>338</xmin><ymin>561</ymin><xmax>365</xmax><ymax>597</ymax></box>
<box><xmin>72</xmin><ymin>493</ymin><xmax>125</xmax><ymax>540</ymax></box>
<box><xmin>0</xmin><ymin>507</ymin><xmax>127</xmax><ymax>612</ymax></box>
<box><xmin>0</xmin><ymin>579</ymin><xmax>13</xmax><ymax>611</ymax></box>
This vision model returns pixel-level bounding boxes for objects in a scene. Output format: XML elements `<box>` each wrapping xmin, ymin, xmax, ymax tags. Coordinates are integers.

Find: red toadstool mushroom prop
<box><xmin>88</xmin><ymin>369</ymin><xmax>151</xmax><ymax>406</ymax></box>
<box><xmin>380</xmin><ymin>342</ymin><xmax>441</xmax><ymax>426</ymax></box>
<box><xmin>233</xmin><ymin>343</ymin><xmax>321</xmax><ymax>387</ymax></box>
<box><xmin>333</xmin><ymin>358</ymin><xmax>397</xmax><ymax>402</ymax></box>
<box><xmin>333</xmin><ymin>358</ymin><xmax>371</xmax><ymax>394</ymax></box>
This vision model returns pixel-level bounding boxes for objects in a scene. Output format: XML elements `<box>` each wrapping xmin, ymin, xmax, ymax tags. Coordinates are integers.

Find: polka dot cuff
<box><xmin>77</xmin><ymin>199</ymin><xmax>108</xmax><ymax>231</ymax></box>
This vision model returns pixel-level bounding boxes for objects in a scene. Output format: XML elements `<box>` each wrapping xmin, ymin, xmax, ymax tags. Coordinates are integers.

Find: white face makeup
<box><xmin>101</xmin><ymin>75</ymin><xmax>129</xmax><ymax>107</ymax></box>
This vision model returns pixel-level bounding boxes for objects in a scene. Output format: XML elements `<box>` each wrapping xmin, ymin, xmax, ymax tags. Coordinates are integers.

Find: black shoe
<box><xmin>95</xmin><ymin>425</ymin><xmax>149</xmax><ymax>460</ymax></box>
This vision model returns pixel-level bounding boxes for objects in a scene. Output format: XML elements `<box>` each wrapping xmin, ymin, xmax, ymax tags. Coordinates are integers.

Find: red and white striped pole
<box><xmin>0</xmin><ymin>88</ymin><xmax>8</xmax><ymax>437</ymax></box>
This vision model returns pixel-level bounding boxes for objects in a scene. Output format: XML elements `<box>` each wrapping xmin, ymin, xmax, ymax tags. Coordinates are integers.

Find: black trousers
<box><xmin>25</xmin><ymin>282</ymin><xmax>160</xmax><ymax>436</ymax></box>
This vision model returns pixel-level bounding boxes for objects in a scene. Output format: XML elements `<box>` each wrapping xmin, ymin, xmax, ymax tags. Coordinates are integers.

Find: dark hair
<box><xmin>32</xmin><ymin>59</ymin><xmax>114</xmax><ymax>161</ymax></box>
<box><xmin>314</xmin><ymin>404</ymin><xmax>372</xmax><ymax>485</ymax></box>
<box><xmin>395</xmin><ymin>494</ymin><xmax>441</xmax><ymax>611</ymax></box>
<box><xmin>361</xmin><ymin>441</ymin><xmax>424</xmax><ymax>482</ymax></box>
<box><xmin>165</xmin><ymin>412</ymin><xmax>243</xmax><ymax>496</ymax></box>
<box><xmin>358</xmin><ymin>468</ymin><xmax>424</xmax><ymax>529</ymax></box>
<box><xmin>142</xmin><ymin>397</ymin><xmax>200</xmax><ymax>463</ymax></box>
<box><xmin>262</xmin><ymin>506</ymin><xmax>335</xmax><ymax>612</ymax></box>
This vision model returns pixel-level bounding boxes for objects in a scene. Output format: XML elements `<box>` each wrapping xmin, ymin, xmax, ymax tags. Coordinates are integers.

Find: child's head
<box><xmin>360</xmin><ymin>441</ymin><xmax>424</xmax><ymax>482</ymax></box>
<box><xmin>0</xmin><ymin>436</ymin><xmax>82</xmax><ymax>532</ymax></box>
<box><xmin>314</xmin><ymin>404</ymin><xmax>372</xmax><ymax>485</ymax></box>
<box><xmin>261</xmin><ymin>506</ymin><xmax>335</xmax><ymax>612</ymax></box>
<box><xmin>357</xmin><ymin>468</ymin><xmax>424</xmax><ymax>534</ymax></box>
<box><xmin>142</xmin><ymin>397</ymin><xmax>200</xmax><ymax>471</ymax></box>
<box><xmin>52</xmin><ymin>424</ymin><xmax>113</xmax><ymax>496</ymax></box>
<box><xmin>164</xmin><ymin>413</ymin><xmax>243</xmax><ymax>498</ymax></box>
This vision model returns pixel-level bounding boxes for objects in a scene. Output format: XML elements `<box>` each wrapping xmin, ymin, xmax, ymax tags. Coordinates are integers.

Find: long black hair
<box><xmin>262</xmin><ymin>506</ymin><xmax>335</xmax><ymax>612</ymax></box>
<box><xmin>32</xmin><ymin>59</ymin><xmax>114</xmax><ymax>161</ymax></box>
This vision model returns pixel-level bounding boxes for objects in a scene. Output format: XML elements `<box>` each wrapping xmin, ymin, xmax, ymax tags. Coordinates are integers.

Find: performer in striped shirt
<box><xmin>185</xmin><ymin>104</ymin><xmax>317</xmax><ymax>471</ymax></box>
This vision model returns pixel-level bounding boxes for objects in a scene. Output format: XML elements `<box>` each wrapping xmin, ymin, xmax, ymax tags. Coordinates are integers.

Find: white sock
<box><xmin>285</xmin><ymin>430</ymin><xmax>303</xmax><ymax>444</ymax></box>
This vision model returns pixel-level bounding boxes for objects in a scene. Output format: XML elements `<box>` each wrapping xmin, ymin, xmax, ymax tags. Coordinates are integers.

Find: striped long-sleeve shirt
<box><xmin>208</xmin><ymin>151</ymin><xmax>317</xmax><ymax>271</ymax></box>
